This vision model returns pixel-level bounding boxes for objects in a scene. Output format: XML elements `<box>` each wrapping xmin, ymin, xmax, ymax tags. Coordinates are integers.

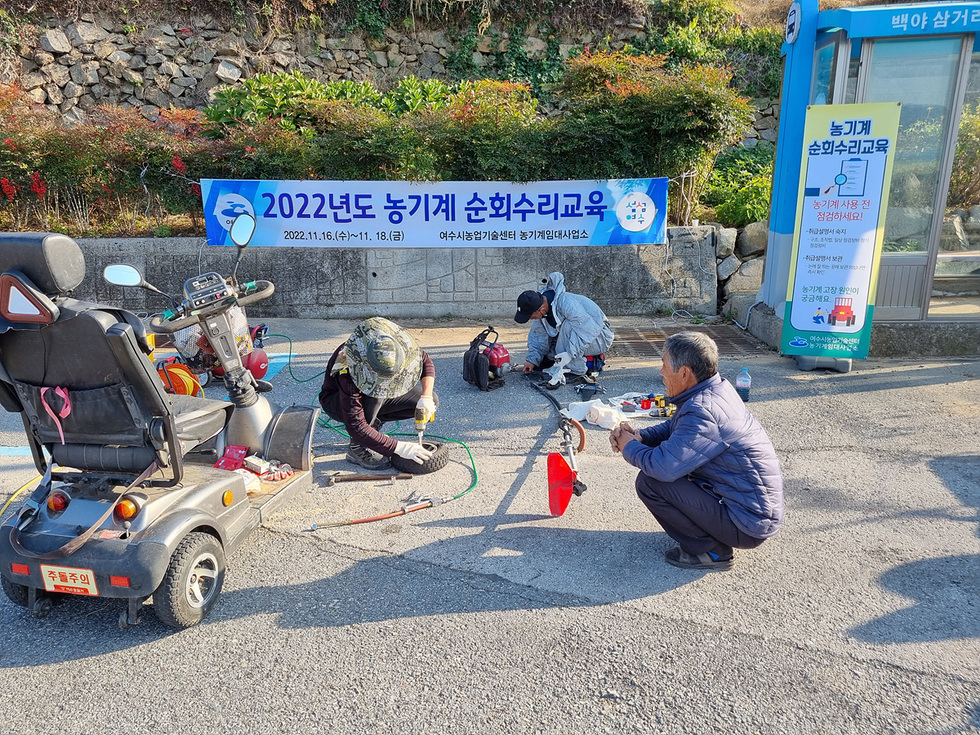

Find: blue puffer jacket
<box><xmin>622</xmin><ymin>373</ymin><xmax>783</xmax><ymax>539</ymax></box>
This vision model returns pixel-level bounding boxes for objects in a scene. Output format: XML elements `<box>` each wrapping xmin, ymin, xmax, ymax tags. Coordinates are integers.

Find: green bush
<box><xmin>639</xmin><ymin>0</ymin><xmax>783</xmax><ymax>98</ymax></box>
<box><xmin>381</xmin><ymin>76</ymin><xmax>453</xmax><ymax>116</ymax></box>
<box><xmin>204</xmin><ymin>71</ymin><xmax>384</xmax><ymax>132</ymax></box>
<box><xmin>703</xmin><ymin>141</ymin><xmax>774</xmax><ymax>227</ymax></box>
<box><xmin>948</xmin><ymin>102</ymin><xmax>980</xmax><ymax>209</ymax></box>
<box><xmin>651</xmin><ymin>0</ymin><xmax>741</xmax><ymax>33</ymax></box>
<box><xmin>655</xmin><ymin>20</ymin><xmax>726</xmax><ymax>66</ymax></box>
<box><xmin>554</xmin><ymin>52</ymin><xmax>753</xmax><ymax>221</ymax></box>
<box><xmin>1</xmin><ymin>50</ymin><xmax>756</xmax><ymax>233</ymax></box>
<box><xmin>715</xmin><ymin>169</ymin><xmax>772</xmax><ymax>226</ymax></box>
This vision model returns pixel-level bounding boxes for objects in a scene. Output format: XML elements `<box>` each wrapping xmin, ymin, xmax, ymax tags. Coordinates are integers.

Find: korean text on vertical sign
<box><xmin>201</xmin><ymin>178</ymin><xmax>668</xmax><ymax>249</ymax></box>
<box><xmin>781</xmin><ymin>102</ymin><xmax>901</xmax><ymax>360</ymax></box>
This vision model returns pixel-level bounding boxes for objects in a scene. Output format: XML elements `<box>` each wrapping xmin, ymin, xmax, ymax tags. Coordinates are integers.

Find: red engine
<box><xmin>484</xmin><ymin>342</ymin><xmax>511</xmax><ymax>379</ymax></box>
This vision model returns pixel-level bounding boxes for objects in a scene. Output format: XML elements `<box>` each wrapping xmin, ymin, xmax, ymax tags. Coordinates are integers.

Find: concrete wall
<box><xmin>75</xmin><ymin>226</ymin><xmax>724</xmax><ymax>320</ymax></box>
<box><xmin>735</xmin><ymin>301</ymin><xmax>980</xmax><ymax>358</ymax></box>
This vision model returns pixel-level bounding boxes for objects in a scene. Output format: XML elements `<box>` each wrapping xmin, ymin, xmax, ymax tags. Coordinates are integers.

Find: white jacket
<box><xmin>525</xmin><ymin>272</ymin><xmax>614</xmax><ymax>374</ymax></box>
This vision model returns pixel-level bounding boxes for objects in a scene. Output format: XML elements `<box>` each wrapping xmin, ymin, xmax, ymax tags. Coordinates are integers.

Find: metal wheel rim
<box><xmin>185</xmin><ymin>551</ymin><xmax>219</xmax><ymax>609</ymax></box>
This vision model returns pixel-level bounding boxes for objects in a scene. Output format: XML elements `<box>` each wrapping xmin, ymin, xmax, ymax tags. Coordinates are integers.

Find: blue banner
<box><xmin>201</xmin><ymin>178</ymin><xmax>668</xmax><ymax>248</ymax></box>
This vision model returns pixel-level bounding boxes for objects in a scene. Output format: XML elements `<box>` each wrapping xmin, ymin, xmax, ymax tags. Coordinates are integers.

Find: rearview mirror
<box><xmin>103</xmin><ymin>264</ymin><xmax>144</xmax><ymax>287</ymax></box>
<box><xmin>230</xmin><ymin>213</ymin><xmax>256</xmax><ymax>247</ymax></box>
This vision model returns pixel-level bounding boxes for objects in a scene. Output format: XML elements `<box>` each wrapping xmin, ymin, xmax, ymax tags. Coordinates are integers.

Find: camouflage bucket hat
<box><xmin>345</xmin><ymin>317</ymin><xmax>422</xmax><ymax>399</ymax></box>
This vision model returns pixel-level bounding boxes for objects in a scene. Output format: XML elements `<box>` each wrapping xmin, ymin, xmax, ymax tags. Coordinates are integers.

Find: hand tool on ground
<box><xmin>327</xmin><ymin>472</ymin><xmax>412</xmax><ymax>486</ymax></box>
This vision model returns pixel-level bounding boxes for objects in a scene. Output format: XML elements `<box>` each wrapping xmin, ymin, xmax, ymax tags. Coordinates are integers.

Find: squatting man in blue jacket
<box><xmin>514</xmin><ymin>271</ymin><xmax>614</xmax><ymax>381</ymax></box>
<box><xmin>609</xmin><ymin>331</ymin><xmax>783</xmax><ymax>571</ymax></box>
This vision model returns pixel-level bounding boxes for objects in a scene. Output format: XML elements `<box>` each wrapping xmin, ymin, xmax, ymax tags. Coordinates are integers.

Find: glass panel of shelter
<box><xmin>930</xmin><ymin>34</ymin><xmax>980</xmax><ymax>319</ymax></box>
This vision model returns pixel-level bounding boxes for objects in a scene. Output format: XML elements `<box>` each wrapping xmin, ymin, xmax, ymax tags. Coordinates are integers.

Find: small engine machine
<box><xmin>462</xmin><ymin>326</ymin><xmax>511</xmax><ymax>391</ymax></box>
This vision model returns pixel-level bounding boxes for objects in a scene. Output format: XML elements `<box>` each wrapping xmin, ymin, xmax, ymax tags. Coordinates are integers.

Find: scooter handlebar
<box><xmin>148</xmin><ymin>280</ymin><xmax>274</xmax><ymax>333</ymax></box>
<box><xmin>149</xmin><ymin>311</ymin><xmax>197</xmax><ymax>333</ymax></box>
<box><xmin>236</xmin><ymin>279</ymin><xmax>274</xmax><ymax>307</ymax></box>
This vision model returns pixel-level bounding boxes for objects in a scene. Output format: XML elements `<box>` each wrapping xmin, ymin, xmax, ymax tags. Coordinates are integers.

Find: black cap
<box><xmin>514</xmin><ymin>290</ymin><xmax>544</xmax><ymax>324</ymax></box>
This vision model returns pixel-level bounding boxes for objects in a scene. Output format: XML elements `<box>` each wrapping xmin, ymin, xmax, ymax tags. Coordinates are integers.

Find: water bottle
<box><xmin>735</xmin><ymin>367</ymin><xmax>751</xmax><ymax>402</ymax></box>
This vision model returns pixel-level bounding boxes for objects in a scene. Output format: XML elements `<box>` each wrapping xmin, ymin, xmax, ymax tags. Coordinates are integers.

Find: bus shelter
<box><xmin>761</xmin><ymin>0</ymin><xmax>980</xmax><ymax>328</ymax></box>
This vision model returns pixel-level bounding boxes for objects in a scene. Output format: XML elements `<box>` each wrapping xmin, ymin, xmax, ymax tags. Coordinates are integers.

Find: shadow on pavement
<box><xmin>850</xmin><ymin>455</ymin><xmax>980</xmax><ymax>645</ymax></box>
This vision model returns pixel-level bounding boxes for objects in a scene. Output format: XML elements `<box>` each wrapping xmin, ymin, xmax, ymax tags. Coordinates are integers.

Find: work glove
<box><xmin>415</xmin><ymin>395</ymin><xmax>437</xmax><ymax>423</ymax></box>
<box><xmin>394</xmin><ymin>441</ymin><xmax>433</xmax><ymax>465</ymax></box>
<box><xmin>544</xmin><ymin>352</ymin><xmax>572</xmax><ymax>386</ymax></box>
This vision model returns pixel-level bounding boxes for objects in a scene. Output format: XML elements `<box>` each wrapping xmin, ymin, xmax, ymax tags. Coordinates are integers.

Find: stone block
<box><xmin>43</xmin><ymin>83</ymin><xmax>64</xmax><ymax>105</ymax></box>
<box><xmin>66</xmin><ymin>22</ymin><xmax>108</xmax><ymax>46</ymax></box>
<box><xmin>735</xmin><ymin>220</ymin><xmax>769</xmax><ymax>258</ymax></box>
<box><xmin>725</xmin><ymin>257</ymin><xmax>766</xmax><ymax>294</ymax></box>
<box><xmin>884</xmin><ymin>207</ymin><xmax>932</xmax><ymax>241</ymax></box>
<box><xmin>940</xmin><ymin>216</ymin><xmax>970</xmax><ymax>251</ymax></box>
<box><xmin>40</xmin><ymin>29</ymin><xmax>72</xmax><ymax>55</ymax></box>
<box><xmin>21</xmin><ymin>72</ymin><xmax>45</xmax><ymax>90</ymax></box>
<box><xmin>717</xmin><ymin>253</ymin><xmax>741</xmax><ymax>281</ymax></box>
<box><xmin>215</xmin><ymin>59</ymin><xmax>242</xmax><ymax>82</ymax></box>
<box><xmin>716</xmin><ymin>227</ymin><xmax>736</xmax><ymax>258</ymax></box>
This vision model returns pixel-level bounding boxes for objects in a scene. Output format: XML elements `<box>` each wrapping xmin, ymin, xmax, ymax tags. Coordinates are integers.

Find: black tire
<box><xmin>390</xmin><ymin>440</ymin><xmax>451</xmax><ymax>475</ymax></box>
<box><xmin>1</xmin><ymin>576</ymin><xmax>29</xmax><ymax>607</ymax></box>
<box><xmin>154</xmin><ymin>532</ymin><xmax>225</xmax><ymax>628</ymax></box>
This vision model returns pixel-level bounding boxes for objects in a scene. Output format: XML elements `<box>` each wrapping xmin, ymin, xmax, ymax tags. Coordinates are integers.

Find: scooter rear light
<box><xmin>46</xmin><ymin>490</ymin><xmax>70</xmax><ymax>513</ymax></box>
<box><xmin>114</xmin><ymin>498</ymin><xmax>140</xmax><ymax>521</ymax></box>
<box><xmin>11</xmin><ymin>563</ymin><xmax>30</xmax><ymax>575</ymax></box>
<box><xmin>109</xmin><ymin>575</ymin><xmax>130</xmax><ymax>587</ymax></box>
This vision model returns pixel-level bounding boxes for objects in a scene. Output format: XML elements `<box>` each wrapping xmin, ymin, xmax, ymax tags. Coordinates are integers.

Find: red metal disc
<box><xmin>547</xmin><ymin>452</ymin><xmax>576</xmax><ymax>517</ymax></box>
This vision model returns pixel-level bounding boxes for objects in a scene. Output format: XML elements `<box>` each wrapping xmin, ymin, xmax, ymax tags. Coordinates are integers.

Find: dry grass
<box><xmin>733</xmin><ymin>0</ymin><xmax>905</xmax><ymax>29</ymax></box>
<box><xmin>3</xmin><ymin>0</ymin><xmax>909</xmax><ymax>33</ymax></box>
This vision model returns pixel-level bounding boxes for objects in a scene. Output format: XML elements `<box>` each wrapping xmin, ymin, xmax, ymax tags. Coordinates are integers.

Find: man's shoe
<box><xmin>664</xmin><ymin>546</ymin><xmax>733</xmax><ymax>571</ymax></box>
<box><xmin>346</xmin><ymin>443</ymin><xmax>390</xmax><ymax>470</ymax></box>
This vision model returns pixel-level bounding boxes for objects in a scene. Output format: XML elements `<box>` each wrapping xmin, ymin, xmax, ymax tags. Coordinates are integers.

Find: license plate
<box><xmin>39</xmin><ymin>564</ymin><xmax>99</xmax><ymax>596</ymax></box>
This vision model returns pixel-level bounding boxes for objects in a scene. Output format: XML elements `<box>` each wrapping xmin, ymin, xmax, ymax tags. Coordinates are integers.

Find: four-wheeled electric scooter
<box><xmin>0</xmin><ymin>214</ymin><xmax>319</xmax><ymax>629</ymax></box>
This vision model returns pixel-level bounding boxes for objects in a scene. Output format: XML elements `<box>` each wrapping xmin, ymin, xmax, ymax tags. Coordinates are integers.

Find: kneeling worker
<box><xmin>514</xmin><ymin>271</ymin><xmax>614</xmax><ymax>379</ymax></box>
<box><xmin>610</xmin><ymin>331</ymin><xmax>783</xmax><ymax>571</ymax></box>
<box><xmin>318</xmin><ymin>317</ymin><xmax>437</xmax><ymax>470</ymax></box>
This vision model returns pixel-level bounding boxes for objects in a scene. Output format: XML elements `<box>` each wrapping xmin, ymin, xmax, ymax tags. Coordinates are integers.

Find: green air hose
<box><xmin>264</xmin><ymin>332</ymin><xmax>480</xmax><ymax>527</ymax></box>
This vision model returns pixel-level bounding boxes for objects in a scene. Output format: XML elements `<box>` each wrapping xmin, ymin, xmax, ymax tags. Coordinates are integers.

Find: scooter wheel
<box><xmin>389</xmin><ymin>440</ymin><xmax>451</xmax><ymax>475</ymax></box>
<box><xmin>154</xmin><ymin>532</ymin><xmax>226</xmax><ymax>628</ymax></box>
<box><xmin>1</xmin><ymin>576</ymin><xmax>29</xmax><ymax>607</ymax></box>
<box><xmin>31</xmin><ymin>596</ymin><xmax>53</xmax><ymax>618</ymax></box>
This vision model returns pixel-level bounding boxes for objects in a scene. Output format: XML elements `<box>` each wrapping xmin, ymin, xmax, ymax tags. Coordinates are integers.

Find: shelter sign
<box><xmin>201</xmin><ymin>178</ymin><xmax>668</xmax><ymax>248</ymax></box>
<box><xmin>780</xmin><ymin>102</ymin><xmax>900</xmax><ymax>360</ymax></box>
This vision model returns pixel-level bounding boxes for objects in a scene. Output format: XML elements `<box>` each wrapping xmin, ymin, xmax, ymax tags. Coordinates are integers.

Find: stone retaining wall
<box><xmin>8</xmin><ymin>14</ymin><xmax>777</xmax><ymax>145</ymax></box>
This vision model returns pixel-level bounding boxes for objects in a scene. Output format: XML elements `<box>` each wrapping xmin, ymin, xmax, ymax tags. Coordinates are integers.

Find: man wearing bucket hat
<box><xmin>514</xmin><ymin>271</ymin><xmax>614</xmax><ymax>381</ymax></box>
<box><xmin>318</xmin><ymin>317</ymin><xmax>438</xmax><ymax>470</ymax></box>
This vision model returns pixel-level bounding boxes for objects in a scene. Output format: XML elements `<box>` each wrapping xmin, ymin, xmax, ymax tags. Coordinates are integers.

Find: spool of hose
<box><xmin>156</xmin><ymin>361</ymin><xmax>202</xmax><ymax>396</ymax></box>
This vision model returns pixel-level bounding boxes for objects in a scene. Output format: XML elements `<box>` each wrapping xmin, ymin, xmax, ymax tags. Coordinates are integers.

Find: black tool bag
<box><xmin>462</xmin><ymin>327</ymin><xmax>499</xmax><ymax>391</ymax></box>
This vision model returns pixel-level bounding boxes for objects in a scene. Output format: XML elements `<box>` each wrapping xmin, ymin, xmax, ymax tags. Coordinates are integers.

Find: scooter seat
<box><xmin>169</xmin><ymin>394</ymin><xmax>234</xmax><ymax>449</ymax></box>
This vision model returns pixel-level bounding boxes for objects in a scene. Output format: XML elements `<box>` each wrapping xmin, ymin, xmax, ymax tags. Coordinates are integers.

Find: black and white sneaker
<box><xmin>345</xmin><ymin>443</ymin><xmax>390</xmax><ymax>470</ymax></box>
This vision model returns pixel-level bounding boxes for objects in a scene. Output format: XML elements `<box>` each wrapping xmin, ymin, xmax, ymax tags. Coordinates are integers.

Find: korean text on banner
<box><xmin>781</xmin><ymin>102</ymin><xmax>901</xmax><ymax>361</ymax></box>
<box><xmin>201</xmin><ymin>178</ymin><xmax>668</xmax><ymax>249</ymax></box>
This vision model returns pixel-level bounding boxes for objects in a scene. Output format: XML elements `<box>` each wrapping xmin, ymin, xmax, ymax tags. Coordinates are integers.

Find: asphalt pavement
<box><xmin>1</xmin><ymin>315</ymin><xmax>978</xmax><ymax>735</ymax></box>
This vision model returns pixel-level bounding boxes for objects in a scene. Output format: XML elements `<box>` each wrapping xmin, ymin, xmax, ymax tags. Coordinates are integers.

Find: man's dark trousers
<box><xmin>635</xmin><ymin>474</ymin><xmax>765</xmax><ymax>555</ymax></box>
